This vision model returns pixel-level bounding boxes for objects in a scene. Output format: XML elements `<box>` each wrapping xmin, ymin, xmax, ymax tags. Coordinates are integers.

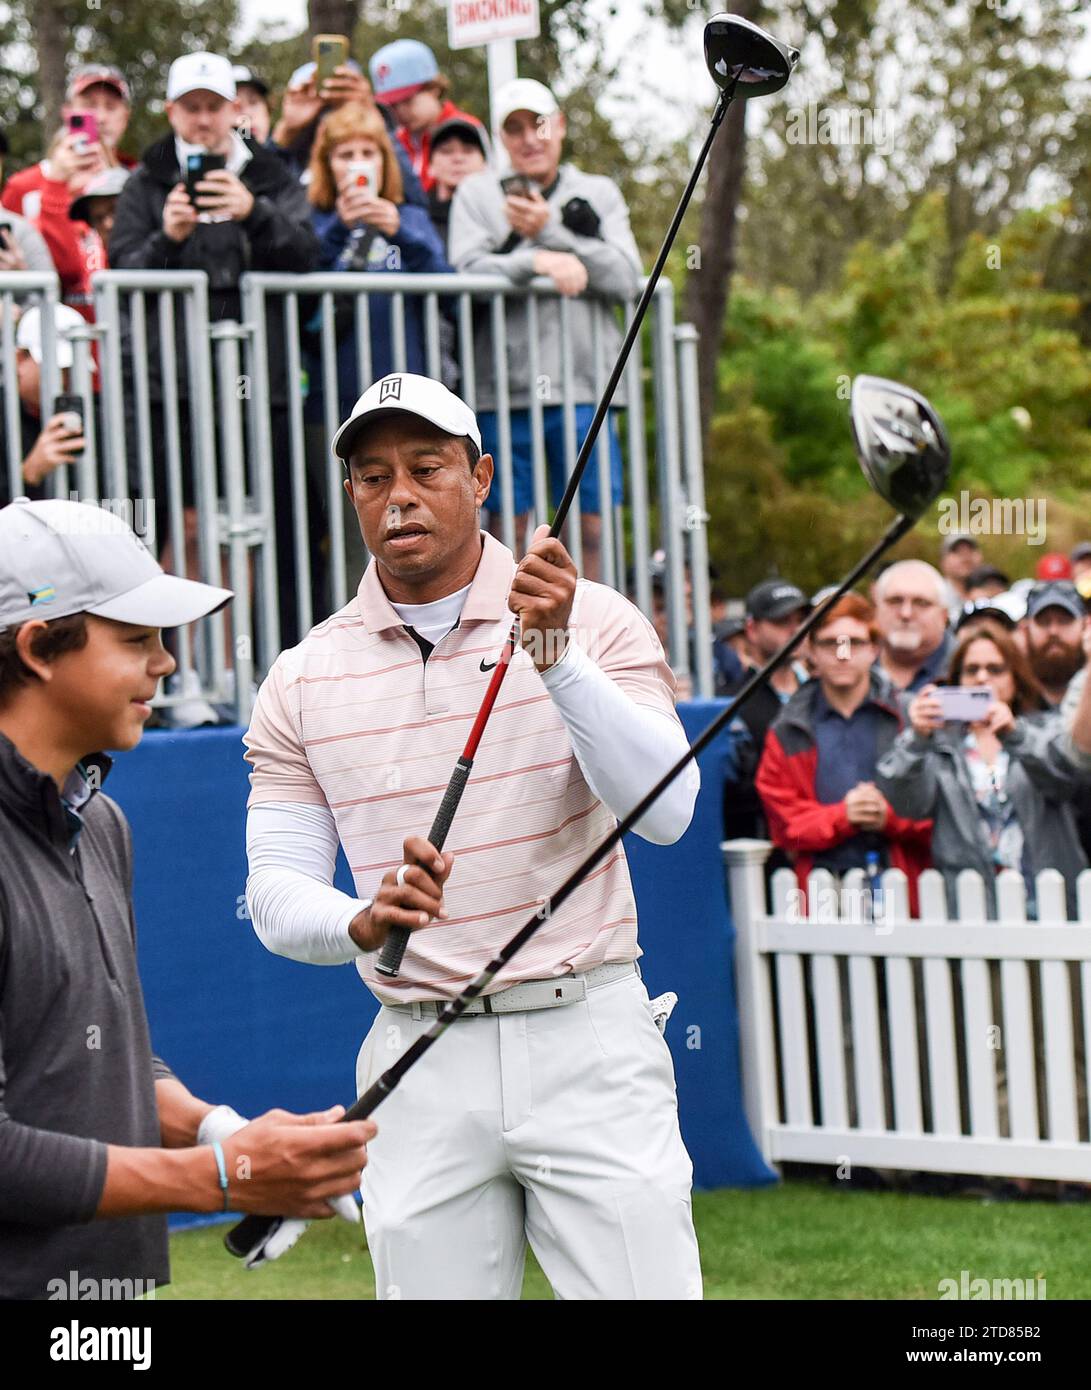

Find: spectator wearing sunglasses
<box><xmin>877</xmin><ymin>621</ymin><xmax>1086</xmax><ymax>917</ymax></box>
<box><xmin>756</xmin><ymin>594</ymin><xmax>932</xmax><ymax>909</ymax></box>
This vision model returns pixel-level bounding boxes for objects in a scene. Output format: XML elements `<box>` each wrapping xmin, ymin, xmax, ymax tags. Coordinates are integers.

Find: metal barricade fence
<box><xmin>0</xmin><ymin>268</ymin><xmax>713</xmax><ymax>722</ymax></box>
<box><xmin>2</xmin><ymin>272</ymin><xmax>63</xmax><ymax>504</ymax></box>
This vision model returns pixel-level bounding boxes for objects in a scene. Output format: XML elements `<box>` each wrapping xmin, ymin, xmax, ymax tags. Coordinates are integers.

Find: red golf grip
<box><xmin>374</xmin><ymin>756</ymin><xmax>473</xmax><ymax>977</ymax></box>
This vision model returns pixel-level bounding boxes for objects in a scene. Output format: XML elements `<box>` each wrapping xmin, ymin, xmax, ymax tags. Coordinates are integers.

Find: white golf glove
<box><xmin>649</xmin><ymin>991</ymin><xmax>679</xmax><ymax>1034</ymax></box>
<box><xmin>197</xmin><ymin>1104</ymin><xmax>361</xmax><ymax>1269</ymax></box>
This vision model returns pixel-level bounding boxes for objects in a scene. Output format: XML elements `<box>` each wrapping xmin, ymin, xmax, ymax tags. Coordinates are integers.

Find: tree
<box><xmin>681</xmin><ymin>0</ymin><xmax>762</xmax><ymax>444</ymax></box>
<box><xmin>703</xmin><ymin>190</ymin><xmax>1091</xmax><ymax>595</ymax></box>
<box><xmin>309</xmin><ymin>0</ymin><xmax>359</xmax><ymax>43</ymax></box>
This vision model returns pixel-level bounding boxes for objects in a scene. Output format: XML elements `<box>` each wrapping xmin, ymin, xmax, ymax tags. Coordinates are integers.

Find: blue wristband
<box><xmin>211</xmin><ymin>1140</ymin><xmax>230</xmax><ymax>1212</ymax></box>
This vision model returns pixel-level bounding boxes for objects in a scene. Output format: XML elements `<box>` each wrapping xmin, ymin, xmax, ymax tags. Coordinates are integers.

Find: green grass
<box><xmin>160</xmin><ymin>1178</ymin><xmax>1091</xmax><ymax>1300</ymax></box>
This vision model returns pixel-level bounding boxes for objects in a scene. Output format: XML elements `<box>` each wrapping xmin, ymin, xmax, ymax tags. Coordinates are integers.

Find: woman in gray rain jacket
<box><xmin>876</xmin><ymin>621</ymin><xmax>1087</xmax><ymax>918</ymax></box>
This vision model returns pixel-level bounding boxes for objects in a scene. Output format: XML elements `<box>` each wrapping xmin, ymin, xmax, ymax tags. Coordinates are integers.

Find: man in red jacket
<box><xmin>756</xmin><ymin>592</ymin><xmax>932</xmax><ymax>912</ymax></box>
<box><xmin>2</xmin><ymin>65</ymin><xmax>134</xmax><ymax>321</ymax></box>
<box><xmin>368</xmin><ymin>39</ymin><xmax>485</xmax><ymax>191</ymax></box>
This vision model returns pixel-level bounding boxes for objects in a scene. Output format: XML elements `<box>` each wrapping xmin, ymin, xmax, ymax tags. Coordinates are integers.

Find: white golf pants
<box><xmin>356</xmin><ymin>970</ymin><xmax>703</xmax><ymax>1300</ymax></box>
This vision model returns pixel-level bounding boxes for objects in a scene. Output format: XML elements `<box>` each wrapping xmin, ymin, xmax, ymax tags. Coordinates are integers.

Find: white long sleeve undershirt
<box><xmin>246</xmin><ymin>632</ymin><xmax>700</xmax><ymax>965</ymax></box>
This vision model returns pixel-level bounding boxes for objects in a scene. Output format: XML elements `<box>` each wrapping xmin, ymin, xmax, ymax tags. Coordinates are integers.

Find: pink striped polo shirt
<box><xmin>243</xmin><ymin>531</ymin><xmax>682</xmax><ymax>1001</ymax></box>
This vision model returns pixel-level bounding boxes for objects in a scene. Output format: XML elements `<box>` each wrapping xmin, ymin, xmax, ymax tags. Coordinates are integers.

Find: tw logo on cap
<box><xmin>379</xmin><ymin>377</ymin><xmax>402</xmax><ymax>403</ymax></box>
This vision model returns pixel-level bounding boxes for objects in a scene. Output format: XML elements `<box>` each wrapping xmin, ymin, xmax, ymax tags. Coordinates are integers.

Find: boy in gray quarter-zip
<box><xmin>0</xmin><ymin>498</ymin><xmax>374</xmax><ymax>1299</ymax></box>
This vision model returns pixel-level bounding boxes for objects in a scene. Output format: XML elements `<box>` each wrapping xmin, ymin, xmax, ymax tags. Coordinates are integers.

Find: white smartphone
<box><xmin>935</xmin><ymin>686</ymin><xmax>993</xmax><ymax>723</ymax></box>
<box><xmin>346</xmin><ymin>159</ymin><xmax>381</xmax><ymax>197</ymax></box>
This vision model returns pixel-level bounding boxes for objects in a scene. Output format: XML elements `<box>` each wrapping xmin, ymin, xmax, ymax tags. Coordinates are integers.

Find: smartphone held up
<box><xmin>185</xmin><ymin>152</ymin><xmax>228</xmax><ymax>221</ymax></box>
<box><xmin>67</xmin><ymin>110</ymin><xmax>101</xmax><ymax>152</ymax></box>
<box><xmin>314</xmin><ymin>34</ymin><xmax>350</xmax><ymax>88</ymax></box>
<box><xmin>934</xmin><ymin>686</ymin><xmax>993</xmax><ymax>725</ymax></box>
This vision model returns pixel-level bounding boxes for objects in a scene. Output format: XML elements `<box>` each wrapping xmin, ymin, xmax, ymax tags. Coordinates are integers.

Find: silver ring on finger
<box><xmin>396</xmin><ymin>864</ymin><xmax>410</xmax><ymax>889</ymax></box>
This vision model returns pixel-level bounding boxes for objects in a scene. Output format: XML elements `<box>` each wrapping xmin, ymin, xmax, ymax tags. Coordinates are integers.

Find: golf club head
<box><xmin>850</xmin><ymin>376</ymin><xmax>951</xmax><ymax>520</ymax></box>
<box><xmin>704</xmin><ymin>14</ymin><xmax>799</xmax><ymax>98</ymax></box>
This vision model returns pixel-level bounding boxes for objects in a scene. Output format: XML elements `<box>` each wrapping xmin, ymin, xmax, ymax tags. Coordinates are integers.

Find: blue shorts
<box><xmin>478</xmin><ymin>406</ymin><xmax>624</xmax><ymax>516</ymax></box>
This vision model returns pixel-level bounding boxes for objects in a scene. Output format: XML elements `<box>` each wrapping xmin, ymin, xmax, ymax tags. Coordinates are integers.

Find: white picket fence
<box><xmin>724</xmin><ymin>840</ymin><xmax>1091</xmax><ymax>1182</ymax></box>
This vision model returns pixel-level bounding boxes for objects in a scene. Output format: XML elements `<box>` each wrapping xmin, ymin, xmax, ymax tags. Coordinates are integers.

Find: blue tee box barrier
<box><xmin>104</xmin><ymin>704</ymin><xmax>775</xmax><ymax>1230</ymax></box>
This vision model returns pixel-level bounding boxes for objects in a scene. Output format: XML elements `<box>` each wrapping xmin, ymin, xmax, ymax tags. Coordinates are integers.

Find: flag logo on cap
<box><xmin>28</xmin><ymin>584</ymin><xmax>56</xmax><ymax>606</ymax></box>
<box><xmin>379</xmin><ymin>376</ymin><xmax>403</xmax><ymax>402</ymax></box>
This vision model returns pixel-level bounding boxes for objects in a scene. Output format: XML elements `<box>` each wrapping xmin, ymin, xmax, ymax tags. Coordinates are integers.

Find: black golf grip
<box><xmin>374</xmin><ymin>756</ymin><xmax>473</xmax><ymax>977</ymax></box>
<box><xmin>224</xmin><ymin>1213</ymin><xmax>267</xmax><ymax>1257</ymax></box>
<box><xmin>224</xmin><ymin>1072</ymin><xmax>395</xmax><ymax>1259</ymax></box>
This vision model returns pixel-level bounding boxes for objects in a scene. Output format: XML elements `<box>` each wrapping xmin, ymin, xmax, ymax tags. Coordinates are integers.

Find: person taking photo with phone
<box><xmin>0</xmin><ymin>304</ymin><xmax>91</xmax><ymax>507</ymax></box>
<box><xmin>305</xmin><ymin>102</ymin><xmax>449</xmax><ymax>414</ymax></box>
<box><xmin>449</xmin><ymin>79</ymin><xmax>642</xmax><ymax>582</ymax></box>
<box><xmin>876</xmin><ymin>621</ymin><xmax>1087</xmax><ymax>918</ymax></box>
<box><xmin>271</xmin><ymin>41</ymin><xmax>426</xmax><ymax>208</ymax></box>
<box><xmin>2</xmin><ymin>66</ymin><xmax>134</xmax><ymax>322</ymax></box>
<box><xmin>108</xmin><ymin>52</ymin><xmax>320</xmax><ymax>649</ymax></box>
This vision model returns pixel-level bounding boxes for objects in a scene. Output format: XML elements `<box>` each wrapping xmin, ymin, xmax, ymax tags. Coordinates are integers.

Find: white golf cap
<box><xmin>332</xmin><ymin>373</ymin><xmax>482</xmax><ymax>464</ymax></box>
<box><xmin>167</xmin><ymin>52</ymin><xmax>236</xmax><ymax>102</ymax></box>
<box><xmin>494</xmin><ymin>78</ymin><xmax>559</xmax><ymax>127</ymax></box>
<box><xmin>15</xmin><ymin>303</ymin><xmax>93</xmax><ymax>372</ymax></box>
<box><xmin>0</xmin><ymin>498</ymin><xmax>233</xmax><ymax>629</ymax></box>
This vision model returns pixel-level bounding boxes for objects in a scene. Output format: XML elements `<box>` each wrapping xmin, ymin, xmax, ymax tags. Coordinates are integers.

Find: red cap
<box><xmin>66</xmin><ymin>65</ymin><xmax>131</xmax><ymax>104</ymax></box>
<box><xmin>1035</xmin><ymin>552</ymin><xmax>1073</xmax><ymax>581</ymax></box>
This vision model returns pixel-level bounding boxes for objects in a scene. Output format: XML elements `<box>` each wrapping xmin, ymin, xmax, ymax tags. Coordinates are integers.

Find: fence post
<box><xmin>651</xmin><ymin>282</ymin><xmax>689</xmax><ymax>687</ymax></box>
<box><xmin>722</xmin><ymin>837</ymin><xmax>777</xmax><ymax>1166</ymax></box>
<box><xmin>674</xmin><ymin>321</ymin><xmax>713</xmax><ymax>699</ymax></box>
<box><xmin>211</xmin><ymin>322</ymin><xmax>253</xmax><ymax>725</ymax></box>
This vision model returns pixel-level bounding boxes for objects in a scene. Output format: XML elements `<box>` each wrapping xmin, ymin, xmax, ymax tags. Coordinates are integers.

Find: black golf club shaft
<box><xmin>227</xmin><ymin>510</ymin><xmax>913</xmax><ymax>1259</ymax></box>
<box><xmin>374</xmin><ymin>85</ymin><xmax>736</xmax><ymax>980</ymax></box>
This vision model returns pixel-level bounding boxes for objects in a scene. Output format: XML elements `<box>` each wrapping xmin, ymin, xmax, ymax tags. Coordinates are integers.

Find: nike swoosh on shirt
<box><xmin>479</xmin><ymin>657</ymin><xmax>498</xmax><ymax>672</ymax></box>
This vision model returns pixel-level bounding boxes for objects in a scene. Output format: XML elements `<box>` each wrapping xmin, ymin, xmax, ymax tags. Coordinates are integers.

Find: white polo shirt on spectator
<box><xmin>244</xmin><ymin>531</ymin><xmax>695</xmax><ymax>1002</ymax></box>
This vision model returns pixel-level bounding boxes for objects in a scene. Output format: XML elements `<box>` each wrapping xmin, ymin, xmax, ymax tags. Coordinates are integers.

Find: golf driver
<box><xmin>374</xmin><ymin>11</ymin><xmax>800</xmax><ymax>979</ymax></box>
<box><xmin>226</xmin><ymin>376</ymin><xmax>950</xmax><ymax>1264</ymax></box>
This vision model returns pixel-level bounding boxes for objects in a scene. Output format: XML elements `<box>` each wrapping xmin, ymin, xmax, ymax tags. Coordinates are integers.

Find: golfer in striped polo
<box><xmin>243</xmin><ymin>373</ymin><xmax>702</xmax><ymax>1299</ymax></box>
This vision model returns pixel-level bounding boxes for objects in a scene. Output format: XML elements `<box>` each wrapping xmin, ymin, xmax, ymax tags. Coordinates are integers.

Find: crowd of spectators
<box><xmin>5</xmin><ymin>43</ymin><xmax>1091</xmax><ymax>936</ymax></box>
<box><xmin>1</xmin><ymin>42</ymin><xmax>1087</xmax><ymax>1204</ymax></box>
<box><xmin>720</xmin><ymin>536</ymin><xmax>1091</xmax><ymax>927</ymax></box>
<box><xmin>0</xmin><ymin>39</ymin><xmax>643</xmax><ymax>603</ymax></box>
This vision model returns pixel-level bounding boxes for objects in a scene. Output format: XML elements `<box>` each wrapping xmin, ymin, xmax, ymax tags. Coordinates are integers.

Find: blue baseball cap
<box><xmin>369</xmin><ymin>40</ymin><xmax>439</xmax><ymax>104</ymax></box>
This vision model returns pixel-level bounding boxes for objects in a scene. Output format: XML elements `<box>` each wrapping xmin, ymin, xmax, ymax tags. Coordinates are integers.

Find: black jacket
<box><xmin>0</xmin><ymin>735</ymin><xmax>172</xmax><ymax>1298</ymax></box>
<box><xmin>109</xmin><ymin>133</ymin><xmax>320</xmax><ymax>404</ymax></box>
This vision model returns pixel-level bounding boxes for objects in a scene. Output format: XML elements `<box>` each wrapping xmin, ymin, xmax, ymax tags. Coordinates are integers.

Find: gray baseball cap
<box><xmin>0</xmin><ymin>498</ymin><xmax>232</xmax><ymax>628</ymax></box>
<box><xmin>1026</xmin><ymin>580</ymin><xmax>1084</xmax><ymax>623</ymax></box>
